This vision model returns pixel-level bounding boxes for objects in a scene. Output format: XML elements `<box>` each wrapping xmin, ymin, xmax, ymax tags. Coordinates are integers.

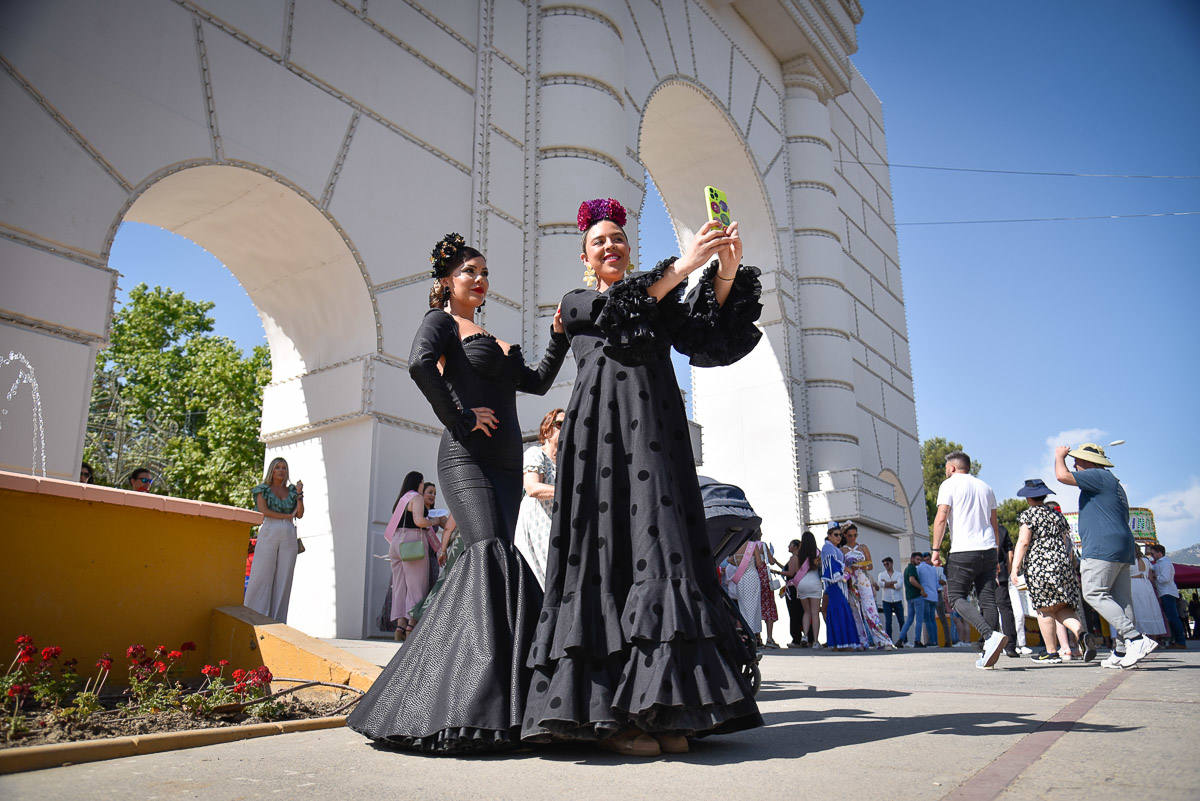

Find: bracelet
<box><xmin>714</xmin><ymin>273</ymin><xmax>735</xmax><ymax>282</ymax></box>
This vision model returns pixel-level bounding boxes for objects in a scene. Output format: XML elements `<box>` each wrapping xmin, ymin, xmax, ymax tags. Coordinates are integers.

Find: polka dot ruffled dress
<box><xmin>522</xmin><ymin>258</ymin><xmax>765</xmax><ymax>741</ymax></box>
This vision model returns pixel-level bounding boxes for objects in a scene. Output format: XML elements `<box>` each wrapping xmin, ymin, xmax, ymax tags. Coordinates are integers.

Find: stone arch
<box><xmin>112</xmin><ymin>160</ymin><xmax>381</xmax><ymax>376</ymax></box>
<box><xmin>112</xmin><ymin>161</ymin><xmax>379</xmax><ymax>637</ymax></box>
<box><xmin>636</xmin><ymin>76</ymin><xmax>803</xmax><ymax>542</ymax></box>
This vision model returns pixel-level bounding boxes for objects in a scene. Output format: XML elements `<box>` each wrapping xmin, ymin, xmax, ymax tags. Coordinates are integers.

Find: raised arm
<box><xmin>646</xmin><ymin>220</ymin><xmax>734</xmax><ymax>302</ymax></box>
<box><xmin>515</xmin><ymin>316</ymin><xmax>569</xmax><ymax>396</ymax></box>
<box><xmin>1054</xmin><ymin>446</ymin><xmax>1077</xmax><ymax>486</ymax></box>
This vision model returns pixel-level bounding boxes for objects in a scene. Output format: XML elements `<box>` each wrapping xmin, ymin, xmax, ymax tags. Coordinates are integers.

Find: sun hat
<box><xmin>1067</xmin><ymin>442</ymin><xmax>1114</xmax><ymax>467</ymax></box>
<box><xmin>1016</xmin><ymin>478</ymin><xmax>1055</xmax><ymax>498</ymax></box>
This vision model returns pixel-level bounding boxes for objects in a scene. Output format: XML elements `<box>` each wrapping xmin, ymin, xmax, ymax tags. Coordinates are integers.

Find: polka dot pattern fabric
<box><xmin>522</xmin><ymin>259</ymin><xmax>765</xmax><ymax>741</ymax></box>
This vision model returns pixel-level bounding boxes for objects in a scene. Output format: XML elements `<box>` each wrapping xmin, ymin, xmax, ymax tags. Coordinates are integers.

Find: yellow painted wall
<box><xmin>208</xmin><ymin>606</ymin><xmax>380</xmax><ymax>697</ymax></box>
<box><xmin>0</xmin><ymin>486</ymin><xmax>253</xmax><ymax>673</ymax></box>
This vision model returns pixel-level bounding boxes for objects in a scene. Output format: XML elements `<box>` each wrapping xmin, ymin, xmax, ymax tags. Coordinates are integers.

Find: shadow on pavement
<box><xmin>754</xmin><ymin>680</ymin><xmax>909</xmax><ymax>702</ymax></box>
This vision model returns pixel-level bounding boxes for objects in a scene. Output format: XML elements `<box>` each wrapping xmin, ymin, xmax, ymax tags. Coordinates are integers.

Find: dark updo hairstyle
<box><xmin>428</xmin><ymin>232</ymin><xmax>484</xmax><ymax>309</ymax></box>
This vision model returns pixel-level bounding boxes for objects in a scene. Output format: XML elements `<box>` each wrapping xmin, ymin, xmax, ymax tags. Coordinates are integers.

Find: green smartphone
<box><xmin>704</xmin><ymin>185</ymin><xmax>732</xmax><ymax>230</ymax></box>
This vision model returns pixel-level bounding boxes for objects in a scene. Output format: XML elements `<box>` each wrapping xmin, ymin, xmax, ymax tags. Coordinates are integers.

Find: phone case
<box><xmin>704</xmin><ymin>185</ymin><xmax>732</xmax><ymax>229</ymax></box>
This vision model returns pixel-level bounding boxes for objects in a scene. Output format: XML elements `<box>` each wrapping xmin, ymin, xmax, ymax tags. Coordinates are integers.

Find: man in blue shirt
<box><xmin>1055</xmin><ymin>442</ymin><xmax>1157</xmax><ymax>668</ymax></box>
<box><xmin>917</xmin><ymin>553</ymin><xmax>941</xmax><ymax>648</ymax></box>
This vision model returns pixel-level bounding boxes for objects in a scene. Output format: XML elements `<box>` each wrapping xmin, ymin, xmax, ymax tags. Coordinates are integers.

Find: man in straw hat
<box><xmin>1055</xmin><ymin>442</ymin><xmax>1157</xmax><ymax>668</ymax></box>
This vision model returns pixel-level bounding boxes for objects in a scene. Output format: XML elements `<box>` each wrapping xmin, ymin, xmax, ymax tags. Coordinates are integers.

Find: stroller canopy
<box><xmin>697</xmin><ymin>475</ymin><xmax>762</xmax><ymax>564</ymax></box>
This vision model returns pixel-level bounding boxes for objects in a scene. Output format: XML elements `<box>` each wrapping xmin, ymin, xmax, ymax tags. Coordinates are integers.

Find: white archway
<box><xmin>639</xmin><ymin>78</ymin><xmax>801</xmax><ymax>541</ymax></box>
<box><xmin>116</xmin><ymin>163</ymin><xmax>379</xmax><ymax>637</ymax></box>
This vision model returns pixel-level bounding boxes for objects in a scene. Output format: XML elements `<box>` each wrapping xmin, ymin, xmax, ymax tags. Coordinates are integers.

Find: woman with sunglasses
<box><xmin>348</xmin><ymin>233</ymin><xmax>567</xmax><ymax>754</ymax></box>
<box><xmin>515</xmin><ymin>408</ymin><xmax>565</xmax><ymax>588</ymax></box>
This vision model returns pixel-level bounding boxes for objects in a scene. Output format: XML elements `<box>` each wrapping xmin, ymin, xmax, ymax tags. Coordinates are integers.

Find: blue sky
<box><xmin>109</xmin><ymin>2</ymin><xmax>1200</xmax><ymax>549</ymax></box>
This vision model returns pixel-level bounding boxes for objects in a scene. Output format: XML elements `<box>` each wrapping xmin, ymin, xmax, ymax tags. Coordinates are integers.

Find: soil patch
<box><xmin>3</xmin><ymin>697</ymin><xmax>349</xmax><ymax>749</ymax></box>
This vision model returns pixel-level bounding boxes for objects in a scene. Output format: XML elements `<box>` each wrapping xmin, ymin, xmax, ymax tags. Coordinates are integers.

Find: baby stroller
<box><xmin>698</xmin><ymin>476</ymin><xmax>763</xmax><ymax>696</ymax></box>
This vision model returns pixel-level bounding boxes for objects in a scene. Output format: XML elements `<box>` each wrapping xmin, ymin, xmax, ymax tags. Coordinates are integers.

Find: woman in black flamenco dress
<box><xmin>347</xmin><ymin>234</ymin><xmax>567</xmax><ymax>753</ymax></box>
<box><xmin>522</xmin><ymin>199</ymin><xmax>764</xmax><ymax>756</ymax></box>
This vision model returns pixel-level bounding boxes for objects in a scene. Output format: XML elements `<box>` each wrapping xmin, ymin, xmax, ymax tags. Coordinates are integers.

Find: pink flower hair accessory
<box><xmin>577</xmin><ymin>198</ymin><xmax>627</xmax><ymax>232</ymax></box>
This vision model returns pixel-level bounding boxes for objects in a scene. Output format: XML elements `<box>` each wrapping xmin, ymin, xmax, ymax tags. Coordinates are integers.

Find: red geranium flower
<box><xmin>126</xmin><ymin>644</ymin><xmax>146</xmax><ymax>661</ymax></box>
<box><xmin>180</xmin><ymin>641</ymin><xmax>197</xmax><ymax>652</ymax></box>
<box><xmin>154</xmin><ymin>660</ymin><xmax>168</xmax><ymax>674</ymax></box>
<box><xmin>153</xmin><ymin>645</ymin><xmax>167</xmax><ymax>658</ymax></box>
<box><xmin>167</xmin><ymin>650</ymin><xmax>183</xmax><ymax>661</ymax></box>
<box><xmin>201</xmin><ymin>664</ymin><xmax>220</xmax><ymax>678</ymax></box>
<box><xmin>14</xmin><ymin>635</ymin><xmax>33</xmax><ymax>648</ymax></box>
<box><xmin>7</xmin><ymin>684</ymin><xmax>29</xmax><ymax>698</ymax></box>
<box><xmin>96</xmin><ymin>654</ymin><xmax>113</xmax><ymax>671</ymax></box>
<box><xmin>231</xmin><ymin>668</ymin><xmax>246</xmax><ymax>682</ymax></box>
<box><xmin>218</xmin><ymin>659</ymin><xmax>229</xmax><ymax>667</ymax></box>
<box><xmin>40</xmin><ymin>646</ymin><xmax>62</xmax><ymax>661</ymax></box>
<box><xmin>232</xmin><ymin>682</ymin><xmax>248</xmax><ymax>694</ymax></box>
<box><xmin>249</xmin><ymin>666</ymin><xmax>273</xmax><ymax>687</ymax></box>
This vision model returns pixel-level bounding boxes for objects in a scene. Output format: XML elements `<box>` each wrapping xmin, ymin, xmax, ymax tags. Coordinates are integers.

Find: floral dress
<box><xmin>514</xmin><ymin>446</ymin><xmax>556</xmax><ymax>587</ymax></box>
<box><xmin>1019</xmin><ymin>505</ymin><xmax>1082</xmax><ymax>610</ymax></box>
<box><xmin>844</xmin><ymin>545</ymin><xmax>894</xmax><ymax>649</ymax></box>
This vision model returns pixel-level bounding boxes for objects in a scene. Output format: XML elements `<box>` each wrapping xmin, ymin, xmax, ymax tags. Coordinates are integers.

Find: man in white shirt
<box><xmin>1147</xmin><ymin>544</ymin><xmax>1187</xmax><ymax>649</ymax></box>
<box><xmin>931</xmin><ymin>451</ymin><xmax>1007</xmax><ymax>668</ymax></box>
<box><xmin>876</xmin><ymin>557</ymin><xmax>904</xmax><ymax>641</ymax></box>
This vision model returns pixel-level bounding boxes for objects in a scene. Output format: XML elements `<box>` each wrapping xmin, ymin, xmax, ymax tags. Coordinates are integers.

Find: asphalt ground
<box><xmin>3</xmin><ymin>643</ymin><xmax>1195</xmax><ymax>800</ymax></box>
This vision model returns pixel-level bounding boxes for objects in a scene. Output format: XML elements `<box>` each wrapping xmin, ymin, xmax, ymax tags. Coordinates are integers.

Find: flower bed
<box><xmin>3</xmin><ymin>636</ymin><xmax>356</xmax><ymax>750</ymax></box>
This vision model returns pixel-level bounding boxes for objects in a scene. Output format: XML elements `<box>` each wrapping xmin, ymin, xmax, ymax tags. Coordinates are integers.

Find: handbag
<box><xmin>296</xmin><ymin>538</ymin><xmax>306</xmax><ymax>555</ymax></box>
<box><xmin>397</xmin><ymin>539</ymin><xmax>425</xmax><ymax>561</ymax></box>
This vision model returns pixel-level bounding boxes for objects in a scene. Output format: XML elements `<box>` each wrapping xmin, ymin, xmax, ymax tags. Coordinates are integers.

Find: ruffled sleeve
<box><xmin>408</xmin><ymin>310</ymin><xmax>474</xmax><ymax>440</ymax></box>
<box><xmin>251</xmin><ymin>483</ymin><xmax>269</xmax><ymax>501</ymax></box>
<box><xmin>674</xmin><ymin>260</ymin><xmax>763</xmax><ymax>367</ymax></box>
<box><xmin>594</xmin><ymin>258</ymin><xmax>687</xmax><ymax>365</ymax></box>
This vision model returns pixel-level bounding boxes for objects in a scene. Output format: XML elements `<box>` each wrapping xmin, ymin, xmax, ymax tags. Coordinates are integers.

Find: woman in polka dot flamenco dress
<box><xmin>521</xmin><ymin>198</ymin><xmax>765</xmax><ymax>757</ymax></box>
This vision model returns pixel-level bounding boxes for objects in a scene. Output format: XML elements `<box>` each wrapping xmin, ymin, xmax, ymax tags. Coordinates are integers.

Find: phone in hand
<box><xmin>704</xmin><ymin>186</ymin><xmax>732</xmax><ymax>231</ymax></box>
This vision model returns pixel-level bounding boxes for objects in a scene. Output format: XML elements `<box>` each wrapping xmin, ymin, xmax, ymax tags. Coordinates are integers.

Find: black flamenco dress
<box><xmin>347</xmin><ymin>309</ymin><xmax>567</xmax><ymax>753</ymax></box>
<box><xmin>522</xmin><ymin>259</ymin><xmax>765</xmax><ymax>741</ymax></box>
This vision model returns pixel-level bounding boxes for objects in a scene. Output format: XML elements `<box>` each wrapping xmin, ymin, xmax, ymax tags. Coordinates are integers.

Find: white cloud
<box><xmin>1021</xmin><ymin>427</ymin><xmax>1107</xmax><ymax>513</ymax></box>
<box><xmin>1140</xmin><ymin>478</ymin><xmax>1200</xmax><ymax>552</ymax></box>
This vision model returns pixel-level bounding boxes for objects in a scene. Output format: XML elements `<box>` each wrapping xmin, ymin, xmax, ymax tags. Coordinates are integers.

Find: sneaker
<box><xmin>914</xmin><ymin>642</ymin><xmax>926</xmax><ymax>648</ymax></box>
<box><xmin>1101</xmin><ymin>652</ymin><xmax>1125</xmax><ymax>669</ymax></box>
<box><xmin>974</xmin><ymin>658</ymin><xmax>995</xmax><ymax>670</ymax></box>
<box><xmin>981</xmin><ymin>631</ymin><xmax>1009</xmax><ymax>667</ymax></box>
<box><xmin>1118</xmin><ymin>636</ymin><xmax>1159</xmax><ymax>668</ymax></box>
<box><xmin>1016</xmin><ymin>646</ymin><xmax>1034</xmax><ymax>655</ymax></box>
<box><xmin>1032</xmin><ymin>652</ymin><xmax>1062</xmax><ymax>664</ymax></box>
<box><xmin>1003</xmin><ymin>649</ymin><xmax>1019</xmax><ymax>659</ymax></box>
<box><xmin>952</xmin><ymin>641</ymin><xmax>974</xmax><ymax>649</ymax></box>
<box><xmin>1080</xmin><ymin>631</ymin><xmax>1097</xmax><ymax>662</ymax></box>
<box><xmin>1058</xmin><ymin>652</ymin><xmax>1073</xmax><ymax>662</ymax></box>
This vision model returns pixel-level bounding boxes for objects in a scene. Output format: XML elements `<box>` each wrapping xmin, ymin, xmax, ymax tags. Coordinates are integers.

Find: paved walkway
<box><xmin>3</xmin><ymin>646</ymin><xmax>1196</xmax><ymax>800</ymax></box>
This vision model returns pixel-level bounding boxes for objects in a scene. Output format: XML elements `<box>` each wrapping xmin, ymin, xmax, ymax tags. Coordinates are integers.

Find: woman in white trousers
<box><xmin>245</xmin><ymin>457</ymin><xmax>304</xmax><ymax>622</ymax></box>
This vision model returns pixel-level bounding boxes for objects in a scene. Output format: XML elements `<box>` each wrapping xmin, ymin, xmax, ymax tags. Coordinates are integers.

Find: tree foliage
<box><xmin>83</xmin><ymin>284</ymin><xmax>270</xmax><ymax>506</ymax></box>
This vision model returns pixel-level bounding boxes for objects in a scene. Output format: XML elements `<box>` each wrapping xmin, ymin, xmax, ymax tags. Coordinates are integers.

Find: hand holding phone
<box><xmin>705</xmin><ymin>186</ymin><xmax>732</xmax><ymax>231</ymax></box>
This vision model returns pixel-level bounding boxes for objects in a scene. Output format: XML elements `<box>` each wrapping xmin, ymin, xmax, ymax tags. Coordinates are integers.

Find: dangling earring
<box><xmin>441</xmin><ymin>285</ymin><xmax>451</xmax><ymax>306</ymax></box>
<box><xmin>583</xmin><ymin>263</ymin><xmax>597</xmax><ymax>288</ymax></box>
<box><xmin>625</xmin><ymin>261</ymin><xmax>636</xmax><ymax>276</ymax></box>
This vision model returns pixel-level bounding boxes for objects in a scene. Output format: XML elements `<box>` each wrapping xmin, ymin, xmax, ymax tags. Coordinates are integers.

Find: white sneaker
<box><xmin>974</xmin><ymin>658</ymin><xmax>995</xmax><ymax>670</ymax></box>
<box><xmin>1118</xmin><ymin>636</ymin><xmax>1159</xmax><ymax>668</ymax></box>
<box><xmin>953</xmin><ymin>641</ymin><xmax>974</xmax><ymax>649</ymax></box>
<box><xmin>1016</xmin><ymin>646</ymin><xmax>1033</xmax><ymax>655</ymax></box>
<box><xmin>1101</xmin><ymin>652</ymin><xmax>1124</xmax><ymax>669</ymax></box>
<box><xmin>980</xmin><ymin>631</ymin><xmax>1009</xmax><ymax>667</ymax></box>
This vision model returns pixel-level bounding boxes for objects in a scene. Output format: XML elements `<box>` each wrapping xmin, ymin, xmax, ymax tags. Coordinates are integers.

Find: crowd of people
<box><xmin>74</xmin><ymin>190</ymin><xmax>1192</xmax><ymax>760</ymax></box>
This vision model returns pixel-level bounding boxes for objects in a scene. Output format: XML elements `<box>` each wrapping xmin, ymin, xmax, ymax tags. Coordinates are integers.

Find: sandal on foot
<box><xmin>598</xmin><ymin>729</ymin><xmax>661</xmax><ymax>757</ymax></box>
<box><xmin>654</xmin><ymin>733</ymin><xmax>689</xmax><ymax>754</ymax></box>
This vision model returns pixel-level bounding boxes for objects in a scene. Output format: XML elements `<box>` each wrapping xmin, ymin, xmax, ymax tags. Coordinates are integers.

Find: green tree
<box><xmin>83</xmin><ymin>284</ymin><xmax>270</xmax><ymax>506</ymax></box>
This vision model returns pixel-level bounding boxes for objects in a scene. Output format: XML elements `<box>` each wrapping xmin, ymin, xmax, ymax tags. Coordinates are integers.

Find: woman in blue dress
<box><xmin>821</xmin><ymin>523</ymin><xmax>860</xmax><ymax>649</ymax></box>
